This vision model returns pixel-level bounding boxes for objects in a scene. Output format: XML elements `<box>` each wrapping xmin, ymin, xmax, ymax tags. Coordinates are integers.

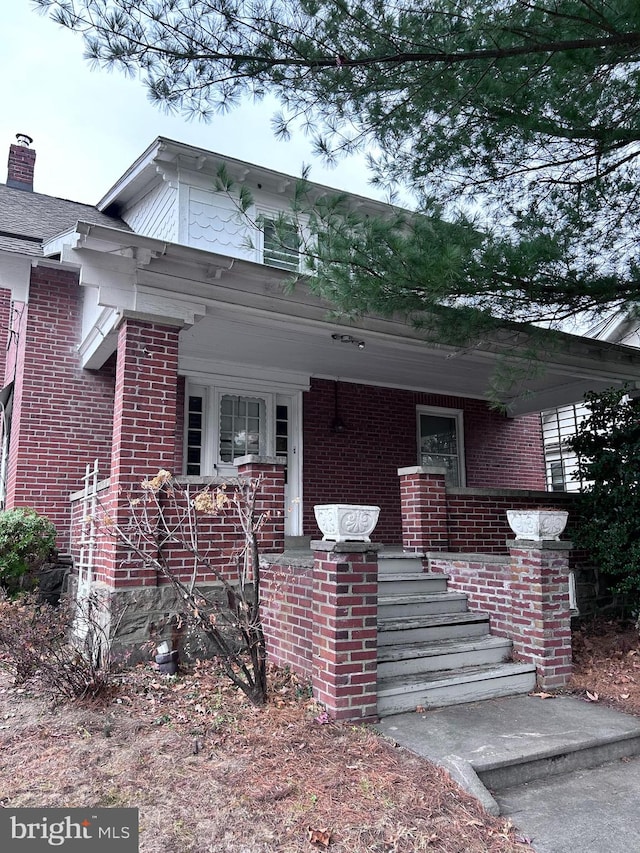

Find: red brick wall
<box><xmin>465</xmin><ymin>408</ymin><xmax>544</xmax><ymax>489</ymax></box>
<box><xmin>103</xmin><ymin>319</ymin><xmax>181</xmax><ymax>587</ymax></box>
<box><xmin>110</xmin><ymin>320</ymin><xmax>179</xmax><ymax>486</ymax></box>
<box><xmin>261</xmin><ymin>558</ymin><xmax>314</xmax><ymax>678</ymax></box>
<box><xmin>5</xmin><ymin>267</ymin><xmax>116</xmax><ymax>549</ymax></box>
<box><xmin>154</xmin><ymin>461</ymin><xmax>286</xmax><ymax>586</ymax></box>
<box><xmin>509</xmin><ymin>545</ymin><xmax>573</xmax><ymax>688</ymax></box>
<box><xmin>73</xmin><ymin>458</ymin><xmax>286</xmax><ymax>588</ymax></box>
<box><xmin>429</xmin><ymin>554</ymin><xmax>514</xmax><ymax>639</ymax></box>
<box><xmin>262</xmin><ymin>545</ymin><xmax>379</xmax><ymax>721</ymax></box>
<box><xmin>303</xmin><ymin>378</ymin><xmax>546</xmax><ymax>542</ymax></box>
<box><xmin>446</xmin><ymin>490</ymin><xmax>576</xmax><ymax>553</ymax></box>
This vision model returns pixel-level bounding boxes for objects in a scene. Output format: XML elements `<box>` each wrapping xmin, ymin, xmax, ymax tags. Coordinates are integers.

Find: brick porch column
<box><xmin>398</xmin><ymin>466</ymin><xmax>449</xmax><ymax>552</ymax></box>
<box><xmin>235</xmin><ymin>455</ymin><xmax>286</xmax><ymax>554</ymax></box>
<box><xmin>104</xmin><ymin>318</ymin><xmax>180</xmax><ymax>587</ymax></box>
<box><xmin>311</xmin><ymin>541</ymin><xmax>379</xmax><ymax>722</ymax></box>
<box><xmin>508</xmin><ymin>540</ymin><xmax>573</xmax><ymax>690</ymax></box>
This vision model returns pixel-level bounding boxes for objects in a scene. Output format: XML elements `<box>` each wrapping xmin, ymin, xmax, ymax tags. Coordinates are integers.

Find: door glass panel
<box><xmin>219</xmin><ymin>395</ymin><xmax>265</xmax><ymax>462</ymax></box>
<box><xmin>275</xmin><ymin>404</ymin><xmax>289</xmax><ymax>457</ymax></box>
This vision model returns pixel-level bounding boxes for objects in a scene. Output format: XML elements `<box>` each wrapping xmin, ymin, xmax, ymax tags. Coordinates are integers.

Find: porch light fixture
<box><xmin>331</xmin><ymin>381</ymin><xmax>346</xmax><ymax>433</ymax></box>
<box><xmin>331</xmin><ymin>333</ymin><xmax>365</xmax><ymax>350</ymax></box>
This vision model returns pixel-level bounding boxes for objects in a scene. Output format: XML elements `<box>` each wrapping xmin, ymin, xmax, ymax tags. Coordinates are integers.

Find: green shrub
<box><xmin>0</xmin><ymin>508</ymin><xmax>57</xmax><ymax>593</ymax></box>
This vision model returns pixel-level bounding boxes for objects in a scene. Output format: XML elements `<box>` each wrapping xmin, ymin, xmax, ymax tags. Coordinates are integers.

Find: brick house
<box><xmin>2</xmin><ymin>134</ymin><xmax>640</xmax><ymax>718</ymax></box>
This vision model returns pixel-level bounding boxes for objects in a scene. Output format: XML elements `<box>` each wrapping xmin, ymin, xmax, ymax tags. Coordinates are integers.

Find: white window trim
<box><xmin>416</xmin><ymin>405</ymin><xmax>466</xmax><ymax>487</ymax></box>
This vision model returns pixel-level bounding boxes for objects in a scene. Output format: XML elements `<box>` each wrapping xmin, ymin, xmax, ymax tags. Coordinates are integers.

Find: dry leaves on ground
<box><xmin>0</xmin><ymin>660</ymin><xmax>531</xmax><ymax>853</ymax></box>
<box><xmin>569</xmin><ymin>618</ymin><xmax>640</xmax><ymax>716</ymax></box>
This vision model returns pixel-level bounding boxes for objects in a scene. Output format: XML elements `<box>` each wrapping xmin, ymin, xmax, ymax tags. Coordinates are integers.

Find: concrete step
<box><xmin>375</xmin><ymin>696</ymin><xmax>640</xmax><ymax>821</ymax></box>
<box><xmin>377</xmin><ymin>635</ymin><xmax>513</xmax><ymax>679</ymax></box>
<box><xmin>378</xmin><ymin>590</ymin><xmax>468</xmax><ymax>620</ymax></box>
<box><xmin>479</xmin><ymin>727</ymin><xmax>640</xmax><ymax>794</ymax></box>
<box><xmin>378</xmin><ymin>555</ymin><xmax>425</xmax><ymax>575</ymax></box>
<box><xmin>378</xmin><ymin>572</ymin><xmax>449</xmax><ymax>595</ymax></box>
<box><xmin>378</xmin><ymin>611</ymin><xmax>491</xmax><ymax>646</ymax></box>
<box><xmin>377</xmin><ymin>662</ymin><xmax>537</xmax><ymax>716</ymax></box>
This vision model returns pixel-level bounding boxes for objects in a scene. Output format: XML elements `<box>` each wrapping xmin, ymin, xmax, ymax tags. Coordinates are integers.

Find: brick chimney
<box><xmin>7</xmin><ymin>134</ymin><xmax>36</xmax><ymax>191</ymax></box>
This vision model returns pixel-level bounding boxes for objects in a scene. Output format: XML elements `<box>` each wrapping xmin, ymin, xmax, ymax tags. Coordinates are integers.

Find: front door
<box><xmin>185</xmin><ymin>383</ymin><xmax>303</xmax><ymax>536</ymax></box>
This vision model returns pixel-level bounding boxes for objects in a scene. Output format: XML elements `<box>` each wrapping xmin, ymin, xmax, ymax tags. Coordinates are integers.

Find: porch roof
<box><xmin>44</xmin><ymin>221</ymin><xmax>640</xmax><ymax>416</ymax></box>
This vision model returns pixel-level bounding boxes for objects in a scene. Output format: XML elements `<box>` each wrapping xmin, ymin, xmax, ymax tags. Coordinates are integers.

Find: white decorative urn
<box><xmin>314</xmin><ymin>504</ymin><xmax>381</xmax><ymax>542</ymax></box>
<box><xmin>506</xmin><ymin>509</ymin><xmax>569</xmax><ymax>541</ymax></box>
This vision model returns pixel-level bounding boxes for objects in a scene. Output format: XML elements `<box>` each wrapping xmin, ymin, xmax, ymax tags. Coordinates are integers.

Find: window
<box><xmin>541</xmin><ymin>405</ymin><xmax>586</xmax><ymax>492</ymax></box>
<box><xmin>262</xmin><ymin>218</ymin><xmax>300</xmax><ymax>271</ymax></box>
<box><xmin>417</xmin><ymin>407</ymin><xmax>465</xmax><ymax>486</ymax></box>
<box><xmin>186</xmin><ymin>394</ymin><xmax>204</xmax><ymax>475</ymax></box>
<box><xmin>549</xmin><ymin>460</ymin><xmax>566</xmax><ymax>492</ymax></box>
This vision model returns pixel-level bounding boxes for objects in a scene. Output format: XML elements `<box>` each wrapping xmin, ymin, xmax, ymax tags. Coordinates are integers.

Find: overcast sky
<box><xmin>3</xmin><ymin>3</ymin><xmax>380</xmax><ymax>206</ymax></box>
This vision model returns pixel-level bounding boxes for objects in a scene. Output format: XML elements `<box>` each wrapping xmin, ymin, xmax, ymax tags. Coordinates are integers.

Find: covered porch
<box><xmin>53</xmin><ymin>220</ymin><xmax>640</xmax><ymax>548</ymax></box>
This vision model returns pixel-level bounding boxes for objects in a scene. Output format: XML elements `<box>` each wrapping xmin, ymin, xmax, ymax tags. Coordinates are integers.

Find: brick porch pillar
<box><xmin>311</xmin><ymin>541</ymin><xmax>379</xmax><ymax>722</ymax></box>
<box><xmin>398</xmin><ymin>466</ymin><xmax>449</xmax><ymax>552</ymax></box>
<box><xmin>235</xmin><ymin>455</ymin><xmax>286</xmax><ymax>554</ymax></box>
<box><xmin>508</xmin><ymin>540</ymin><xmax>573</xmax><ymax>690</ymax></box>
<box><xmin>103</xmin><ymin>318</ymin><xmax>180</xmax><ymax>587</ymax></box>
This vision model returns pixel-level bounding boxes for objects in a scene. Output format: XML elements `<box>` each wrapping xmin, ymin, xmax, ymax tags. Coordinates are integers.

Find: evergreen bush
<box><xmin>0</xmin><ymin>508</ymin><xmax>57</xmax><ymax>594</ymax></box>
<box><xmin>568</xmin><ymin>387</ymin><xmax>640</xmax><ymax>606</ymax></box>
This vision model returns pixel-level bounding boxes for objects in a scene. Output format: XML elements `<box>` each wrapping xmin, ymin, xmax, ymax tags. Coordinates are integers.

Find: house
<box><xmin>3</xmin><ymin>133</ymin><xmax>640</xmax><ymax>717</ymax></box>
<box><xmin>542</xmin><ymin>310</ymin><xmax>640</xmax><ymax>492</ymax></box>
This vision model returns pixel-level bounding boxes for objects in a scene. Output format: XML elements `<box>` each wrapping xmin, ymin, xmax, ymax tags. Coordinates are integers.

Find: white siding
<box><xmin>124</xmin><ymin>182</ymin><xmax>178</xmax><ymax>242</ymax></box>
<box><xmin>122</xmin><ymin>176</ymin><xmax>307</xmax><ymax>263</ymax></box>
<box><xmin>542</xmin><ymin>311</ymin><xmax>640</xmax><ymax>492</ymax></box>
<box><xmin>187</xmin><ymin>187</ymin><xmax>256</xmax><ymax>260</ymax></box>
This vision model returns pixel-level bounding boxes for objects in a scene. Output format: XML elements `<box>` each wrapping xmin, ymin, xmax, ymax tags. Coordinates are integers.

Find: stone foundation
<box><xmin>72</xmin><ymin>580</ymin><xmax>235</xmax><ymax>664</ymax></box>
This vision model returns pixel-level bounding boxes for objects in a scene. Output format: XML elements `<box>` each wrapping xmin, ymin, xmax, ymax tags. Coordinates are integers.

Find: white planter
<box><xmin>506</xmin><ymin>509</ymin><xmax>569</xmax><ymax>541</ymax></box>
<box><xmin>314</xmin><ymin>504</ymin><xmax>381</xmax><ymax>542</ymax></box>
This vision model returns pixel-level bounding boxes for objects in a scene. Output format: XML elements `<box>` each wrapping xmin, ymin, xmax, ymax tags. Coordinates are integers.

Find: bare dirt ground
<box><xmin>1</xmin><ymin>620</ymin><xmax>637</xmax><ymax>853</ymax></box>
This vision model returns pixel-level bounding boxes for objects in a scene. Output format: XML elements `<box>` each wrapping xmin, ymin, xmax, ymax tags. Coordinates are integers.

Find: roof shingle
<box><xmin>0</xmin><ymin>183</ymin><xmax>130</xmax><ymax>256</ymax></box>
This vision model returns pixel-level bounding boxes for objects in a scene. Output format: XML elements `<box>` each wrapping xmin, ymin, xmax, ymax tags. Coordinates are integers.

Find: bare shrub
<box><xmin>0</xmin><ymin>592</ymin><xmax>115</xmax><ymax>700</ymax></box>
<box><xmin>105</xmin><ymin>472</ymin><xmax>269</xmax><ymax>706</ymax></box>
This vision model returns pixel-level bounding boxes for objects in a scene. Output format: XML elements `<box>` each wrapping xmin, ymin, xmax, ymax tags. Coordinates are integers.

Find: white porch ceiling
<box><xmin>51</xmin><ymin>222</ymin><xmax>640</xmax><ymax>417</ymax></box>
<box><xmin>178</xmin><ymin>305</ymin><xmax>640</xmax><ymax>415</ymax></box>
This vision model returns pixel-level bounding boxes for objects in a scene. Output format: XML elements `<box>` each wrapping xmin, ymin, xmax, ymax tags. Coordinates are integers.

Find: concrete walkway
<box><xmin>376</xmin><ymin>695</ymin><xmax>640</xmax><ymax>852</ymax></box>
